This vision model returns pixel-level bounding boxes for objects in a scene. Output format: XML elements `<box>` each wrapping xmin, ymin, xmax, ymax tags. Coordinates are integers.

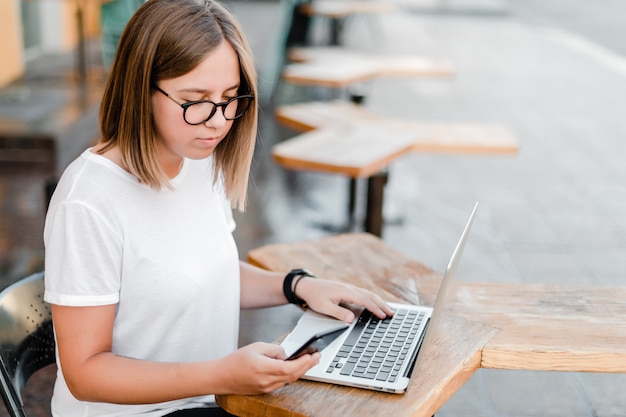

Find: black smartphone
<box><xmin>286</xmin><ymin>325</ymin><xmax>349</xmax><ymax>360</ymax></box>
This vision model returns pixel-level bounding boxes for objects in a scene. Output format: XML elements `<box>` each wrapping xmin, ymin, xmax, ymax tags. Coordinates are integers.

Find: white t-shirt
<box><xmin>44</xmin><ymin>149</ymin><xmax>240</xmax><ymax>417</ymax></box>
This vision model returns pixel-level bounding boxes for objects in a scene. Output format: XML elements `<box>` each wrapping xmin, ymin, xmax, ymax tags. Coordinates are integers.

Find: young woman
<box><xmin>43</xmin><ymin>1</ymin><xmax>393</xmax><ymax>416</ymax></box>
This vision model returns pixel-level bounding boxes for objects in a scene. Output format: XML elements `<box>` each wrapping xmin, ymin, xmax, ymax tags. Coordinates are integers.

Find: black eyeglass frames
<box><xmin>155</xmin><ymin>86</ymin><xmax>254</xmax><ymax>125</ymax></box>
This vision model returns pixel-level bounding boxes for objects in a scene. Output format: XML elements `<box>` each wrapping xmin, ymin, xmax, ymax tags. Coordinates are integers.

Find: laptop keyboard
<box><xmin>326</xmin><ymin>308</ymin><xmax>425</xmax><ymax>383</ymax></box>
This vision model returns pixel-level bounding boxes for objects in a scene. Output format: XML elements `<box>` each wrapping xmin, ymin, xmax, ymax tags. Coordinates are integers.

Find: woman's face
<box><xmin>152</xmin><ymin>39</ymin><xmax>241</xmax><ymax>176</ymax></box>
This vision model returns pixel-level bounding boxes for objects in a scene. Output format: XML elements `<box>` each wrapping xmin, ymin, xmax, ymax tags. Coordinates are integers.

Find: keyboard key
<box><xmin>340</xmin><ymin>361</ymin><xmax>356</xmax><ymax>376</ymax></box>
<box><xmin>376</xmin><ymin>372</ymin><xmax>389</xmax><ymax>381</ymax></box>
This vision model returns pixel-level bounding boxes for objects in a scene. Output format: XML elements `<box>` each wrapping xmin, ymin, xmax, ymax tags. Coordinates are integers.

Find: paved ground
<box><xmin>1</xmin><ymin>0</ymin><xmax>625</xmax><ymax>416</ymax></box>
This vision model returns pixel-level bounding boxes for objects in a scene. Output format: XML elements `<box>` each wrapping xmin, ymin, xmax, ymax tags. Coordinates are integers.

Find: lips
<box><xmin>197</xmin><ymin>136</ymin><xmax>220</xmax><ymax>143</ymax></box>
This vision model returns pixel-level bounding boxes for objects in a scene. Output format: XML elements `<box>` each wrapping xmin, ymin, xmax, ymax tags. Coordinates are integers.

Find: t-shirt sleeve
<box><xmin>44</xmin><ymin>201</ymin><xmax>122</xmax><ymax>306</ymax></box>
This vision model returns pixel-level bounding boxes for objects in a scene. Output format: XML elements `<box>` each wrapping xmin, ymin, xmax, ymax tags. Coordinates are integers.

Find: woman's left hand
<box><xmin>295</xmin><ymin>278</ymin><xmax>395</xmax><ymax>323</ymax></box>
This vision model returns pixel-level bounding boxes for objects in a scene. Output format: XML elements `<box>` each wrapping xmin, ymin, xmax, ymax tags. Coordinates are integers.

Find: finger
<box><xmin>346</xmin><ymin>289</ymin><xmax>394</xmax><ymax>318</ymax></box>
<box><xmin>266</xmin><ymin>344</ymin><xmax>288</xmax><ymax>360</ymax></box>
<box><xmin>316</xmin><ymin>301</ymin><xmax>356</xmax><ymax>323</ymax></box>
<box><xmin>274</xmin><ymin>348</ymin><xmax>288</xmax><ymax>361</ymax></box>
<box><xmin>287</xmin><ymin>352</ymin><xmax>321</xmax><ymax>375</ymax></box>
<box><xmin>264</xmin><ymin>352</ymin><xmax>319</xmax><ymax>389</ymax></box>
<box><xmin>363</xmin><ymin>295</ymin><xmax>395</xmax><ymax>318</ymax></box>
<box><xmin>339</xmin><ymin>288</ymin><xmax>394</xmax><ymax>319</ymax></box>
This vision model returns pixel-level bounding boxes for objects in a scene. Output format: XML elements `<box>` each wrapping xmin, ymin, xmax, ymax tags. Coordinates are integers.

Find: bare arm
<box><xmin>239</xmin><ymin>261</ymin><xmax>394</xmax><ymax>322</ymax></box>
<box><xmin>239</xmin><ymin>262</ymin><xmax>287</xmax><ymax>309</ymax></box>
<box><xmin>51</xmin><ymin>304</ymin><xmax>319</xmax><ymax>404</ymax></box>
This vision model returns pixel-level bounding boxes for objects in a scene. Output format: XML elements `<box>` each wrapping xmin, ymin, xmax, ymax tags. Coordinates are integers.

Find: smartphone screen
<box><xmin>286</xmin><ymin>325</ymin><xmax>349</xmax><ymax>360</ymax></box>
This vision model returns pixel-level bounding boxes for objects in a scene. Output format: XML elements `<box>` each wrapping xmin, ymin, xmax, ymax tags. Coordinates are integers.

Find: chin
<box><xmin>187</xmin><ymin>149</ymin><xmax>216</xmax><ymax>160</ymax></box>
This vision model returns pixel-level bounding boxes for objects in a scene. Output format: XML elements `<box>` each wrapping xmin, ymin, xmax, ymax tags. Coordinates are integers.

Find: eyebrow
<box><xmin>176</xmin><ymin>84</ymin><xmax>241</xmax><ymax>94</ymax></box>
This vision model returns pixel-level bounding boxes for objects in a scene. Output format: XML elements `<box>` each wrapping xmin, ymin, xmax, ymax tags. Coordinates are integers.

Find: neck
<box><xmin>161</xmin><ymin>157</ymin><xmax>184</xmax><ymax>179</ymax></box>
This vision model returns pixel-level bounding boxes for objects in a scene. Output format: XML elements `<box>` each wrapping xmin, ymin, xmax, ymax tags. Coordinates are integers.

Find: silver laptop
<box><xmin>281</xmin><ymin>202</ymin><xmax>478</xmax><ymax>394</ymax></box>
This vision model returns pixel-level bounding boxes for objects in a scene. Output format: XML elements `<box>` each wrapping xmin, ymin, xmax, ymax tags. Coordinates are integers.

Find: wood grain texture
<box><xmin>444</xmin><ymin>282</ymin><xmax>626</xmax><ymax>372</ymax></box>
<box><xmin>246</xmin><ymin>233</ymin><xmax>435</xmax><ymax>305</ymax></box>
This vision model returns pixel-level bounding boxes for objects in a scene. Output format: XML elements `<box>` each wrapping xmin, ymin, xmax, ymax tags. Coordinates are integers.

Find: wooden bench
<box><xmin>273</xmin><ymin>100</ymin><xmax>519</xmax><ymax>236</ymax></box>
<box><xmin>216</xmin><ymin>233</ymin><xmax>626</xmax><ymax>417</ymax></box>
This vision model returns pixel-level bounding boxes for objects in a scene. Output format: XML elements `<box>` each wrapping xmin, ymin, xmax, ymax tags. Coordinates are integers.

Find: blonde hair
<box><xmin>98</xmin><ymin>0</ymin><xmax>258</xmax><ymax>211</ymax></box>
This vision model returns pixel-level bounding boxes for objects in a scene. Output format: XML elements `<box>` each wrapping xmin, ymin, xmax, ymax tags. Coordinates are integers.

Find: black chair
<box><xmin>0</xmin><ymin>272</ymin><xmax>55</xmax><ymax>417</ymax></box>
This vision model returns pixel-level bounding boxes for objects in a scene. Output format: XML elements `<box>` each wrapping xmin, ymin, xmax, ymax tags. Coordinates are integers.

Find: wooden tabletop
<box><xmin>216</xmin><ymin>233</ymin><xmax>626</xmax><ymax>417</ymax></box>
<box><xmin>282</xmin><ymin>47</ymin><xmax>453</xmax><ymax>87</ymax></box>
<box><xmin>272</xmin><ymin>121</ymin><xmax>417</xmax><ymax>178</ymax></box>
<box><xmin>275</xmin><ymin>100</ymin><xmax>519</xmax><ymax>155</ymax></box>
<box><xmin>273</xmin><ymin>101</ymin><xmax>519</xmax><ymax>178</ymax></box>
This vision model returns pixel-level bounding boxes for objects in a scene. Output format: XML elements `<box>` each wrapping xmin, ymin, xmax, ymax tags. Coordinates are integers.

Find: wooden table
<box><xmin>216</xmin><ymin>233</ymin><xmax>626</xmax><ymax>417</ymax></box>
<box><xmin>273</xmin><ymin>100</ymin><xmax>519</xmax><ymax>236</ymax></box>
<box><xmin>283</xmin><ymin>46</ymin><xmax>453</xmax><ymax>88</ymax></box>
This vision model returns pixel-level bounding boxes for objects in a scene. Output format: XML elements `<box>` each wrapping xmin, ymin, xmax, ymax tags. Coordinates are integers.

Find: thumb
<box><xmin>257</xmin><ymin>342</ymin><xmax>287</xmax><ymax>360</ymax></box>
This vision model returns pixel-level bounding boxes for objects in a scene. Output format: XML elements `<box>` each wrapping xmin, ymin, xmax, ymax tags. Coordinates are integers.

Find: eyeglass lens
<box><xmin>184</xmin><ymin>96</ymin><xmax>253</xmax><ymax>125</ymax></box>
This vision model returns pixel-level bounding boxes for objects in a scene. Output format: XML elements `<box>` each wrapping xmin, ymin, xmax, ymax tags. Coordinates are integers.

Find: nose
<box><xmin>204</xmin><ymin>108</ymin><xmax>228</xmax><ymax>129</ymax></box>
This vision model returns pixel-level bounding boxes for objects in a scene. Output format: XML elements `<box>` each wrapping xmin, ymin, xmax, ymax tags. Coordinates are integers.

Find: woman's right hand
<box><xmin>213</xmin><ymin>342</ymin><xmax>320</xmax><ymax>395</ymax></box>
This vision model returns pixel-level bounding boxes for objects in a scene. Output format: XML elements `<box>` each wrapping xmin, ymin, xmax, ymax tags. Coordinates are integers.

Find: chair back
<box><xmin>0</xmin><ymin>272</ymin><xmax>55</xmax><ymax>417</ymax></box>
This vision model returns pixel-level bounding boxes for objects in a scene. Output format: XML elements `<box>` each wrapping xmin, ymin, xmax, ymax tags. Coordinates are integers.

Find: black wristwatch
<box><xmin>283</xmin><ymin>268</ymin><xmax>315</xmax><ymax>308</ymax></box>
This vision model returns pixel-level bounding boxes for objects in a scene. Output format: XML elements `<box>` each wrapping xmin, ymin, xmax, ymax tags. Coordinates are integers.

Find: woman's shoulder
<box><xmin>53</xmin><ymin>148</ymin><xmax>141</xmax><ymax>204</ymax></box>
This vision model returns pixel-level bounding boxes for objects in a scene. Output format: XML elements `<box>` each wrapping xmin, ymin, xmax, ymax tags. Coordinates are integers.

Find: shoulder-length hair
<box><xmin>98</xmin><ymin>0</ymin><xmax>258</xmax><ymax>211</ymax></box>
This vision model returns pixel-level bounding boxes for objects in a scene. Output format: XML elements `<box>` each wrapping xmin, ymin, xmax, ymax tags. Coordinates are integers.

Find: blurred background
<box><xmin>1</xmin><ymin>0</ymin><xmax>625</xmax><ymax>416</ymax></box>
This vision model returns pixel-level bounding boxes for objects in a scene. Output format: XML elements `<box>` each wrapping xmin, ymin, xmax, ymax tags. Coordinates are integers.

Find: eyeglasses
<box><xmin>155</xmin><ymin>86</ymin><xmax>254</xmax><ymax>125</ymax></box>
